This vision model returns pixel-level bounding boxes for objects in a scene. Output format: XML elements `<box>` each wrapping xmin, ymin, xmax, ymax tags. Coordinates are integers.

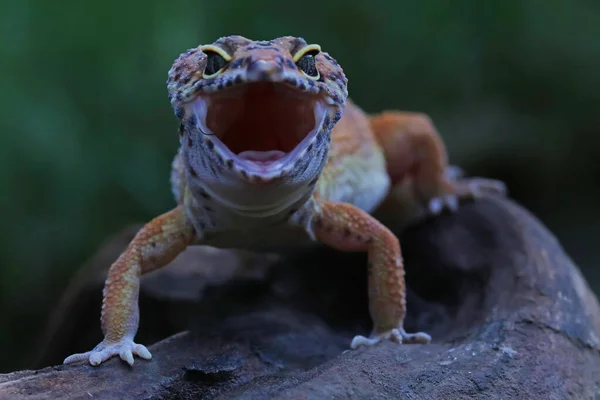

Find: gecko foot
<box><xmin>428</xmin><ymin>177</ymin><xmax>507</xmax><ymax>216</ymax></box>
<box><xmin>63</xmin><ymin>338</ymin><xmax>152</xmax><ymax>366</ymax></box>
<box><xmin>350</xmin><ymin>328</ymin><xmax>432</xmax><ymax>349</ymax></box>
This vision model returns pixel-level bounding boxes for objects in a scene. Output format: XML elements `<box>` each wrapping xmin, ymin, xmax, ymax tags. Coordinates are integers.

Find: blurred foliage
<box><xmin>1</xmin><ymin>0</ymin><xmax>599</xmax><ymax>372</ymax></box>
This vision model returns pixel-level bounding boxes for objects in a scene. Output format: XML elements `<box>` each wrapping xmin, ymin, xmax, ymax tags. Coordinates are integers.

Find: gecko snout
<box><xmin>246</xmin><ymin>59</ymin><xmax>284</xmax><ymax>81</ymax></box>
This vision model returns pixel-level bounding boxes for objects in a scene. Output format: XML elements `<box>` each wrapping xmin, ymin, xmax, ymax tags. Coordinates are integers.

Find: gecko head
<box><xmin>167</xmin><ymin>35</ymin><xmax>348</xmax><ymax>184</ymax></box>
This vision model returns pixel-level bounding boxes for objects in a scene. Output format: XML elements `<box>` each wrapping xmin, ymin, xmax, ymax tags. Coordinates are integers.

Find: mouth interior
<box><xmin>194</xmin><ymin>82</ymin><xmax>325</xmax><ymax>166</ymax></box>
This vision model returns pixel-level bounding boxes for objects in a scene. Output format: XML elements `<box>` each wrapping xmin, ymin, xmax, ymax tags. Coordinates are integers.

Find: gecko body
<box><xmin>64</xmin><ymin>35</ymin><xmax>506</xmax><ymax>366</ymax></box>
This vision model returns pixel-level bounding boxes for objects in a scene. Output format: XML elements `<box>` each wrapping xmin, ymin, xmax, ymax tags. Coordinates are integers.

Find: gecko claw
<box><xmin>426</xmin><ymin>176</ymin><xmax>507</xmax><ymax>216</ymax></box>
<box><xmin>63</xmin><ymin>339</ymin><xmax>152</xmax><ymax>366</ymax></box>
<box><xmin>444</xmin><ymin>165</ymin><xmax>465</xmax><ymax>181</ymax></box>
<box><xmin>350</xmin><ymin>328</ymin><xmax>431</xmax><ymax>349</ymax></box>
<box><xmin>428</xmin><ymin>195</ymin><xmax>459</xmax><ymax>215</ymax></box>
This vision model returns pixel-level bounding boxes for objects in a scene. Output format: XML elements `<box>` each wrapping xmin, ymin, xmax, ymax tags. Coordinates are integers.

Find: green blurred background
<box><xmin>1</xmin><ymin>0</ymin><xmax>599</xmax><ymax>373</ymax></box>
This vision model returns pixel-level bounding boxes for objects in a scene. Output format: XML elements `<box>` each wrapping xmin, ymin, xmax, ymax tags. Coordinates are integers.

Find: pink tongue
<box><xmin>237</xmin><ymin>150</ymin><xmax>286</xmax><ymax>162</ymax></box>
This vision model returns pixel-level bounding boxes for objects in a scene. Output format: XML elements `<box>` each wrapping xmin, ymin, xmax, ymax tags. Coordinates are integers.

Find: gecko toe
<box><xmin>64</xmin><ymin>339</ymin><xmax>152</xmax><ymax>367</ymax></box>
<box><xmin>119</xmin><ymin>348</ymin><xmax>135</xmax><ymax>366</ymax></box>
<box><xmin>445</xmin><ymin>165</ymin><xmax>465</xmax><ymax>181</ymax></box>
<box><xmin>90</xmin><ymin>349</ymin><xmax>113</xmax><ymax>366</ymax></box>
<box><xmin>350</xmin><ymin>328</ymin><xmax>432</xmax><ymax>349</ymax></box>
<box><xmin>350</xmin><ymin>334</ymin><xmax>382</xmax><ymax>349</ymax></box>
<box><xmin>424</xmin><ymin>176</ymin><xmax>508</xmax><ymax>218</ymax></box>
<box><xmin>456</xmin><ymin>177</ymin><xmax>508</xmax><ymax>198</ymax></box>
<box><xmin>444</xmin><ymin>194</ymin><xmax>459</xmax><ymax>211</ymax></box>
<box><xmin>399</xmin><ymin>329</ymin><xmax>432</xmax><ymax>344</ymax></box>
<box><xmin>428</xmin><ymin>197</ymin><xmax>445</xmax><ymax>215</ymax></box>
<box><xmin>134</xmin><ymin>343</ymin><xmax>152</xmax><ymax>360</ymax></box>
<box><xmin>474</xmin><ymin>178</ymin><xmax>507</xmax><ymax>196</ymax></box>
<box><xmin>428</xmin><ymin>194</ymin><xmax>460</xmax><ymax>215</ymax></box>
<box><xmin>63</xmin><ymin>352</ymin><xmax>91</xmax><ymax>365</ymax></box>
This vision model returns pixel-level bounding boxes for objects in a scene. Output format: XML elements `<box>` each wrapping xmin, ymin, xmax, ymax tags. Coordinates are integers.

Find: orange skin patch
<box><xmin>312</xmin><ymin>200</ymin><xmax>406</xmax><ymax>333</ymax></box>
<box><xmin>101</xmin><ymin>207</ymin><xmax>194</xmax><ymax>342</ymax></box>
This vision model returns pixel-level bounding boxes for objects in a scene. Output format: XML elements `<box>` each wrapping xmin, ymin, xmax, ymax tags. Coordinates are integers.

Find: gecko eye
<box><xmin>293</xmin><ymin>45</ymin><xmax>321</xmax><ymax>80</ymax></box>
<box><xmin>204</xmin><ymin>52</ymin><xmax>227</xmax><ymax>77</ymax></box>
<box><xmin>201</xmin><ymin>46</ymin><xmax>231</xmax><ymax>78</ymax></box>
<box><xmin>296</xmin><ymin>53</ymin><xmax>318</xmax><ymax>78</ymax></box>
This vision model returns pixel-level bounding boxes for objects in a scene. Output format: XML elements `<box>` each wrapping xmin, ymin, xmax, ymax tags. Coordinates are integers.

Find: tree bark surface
<box><xmin>2</xmin><ymin>197</ymin><xmax>600</xmax><ymax>399</ymax></box>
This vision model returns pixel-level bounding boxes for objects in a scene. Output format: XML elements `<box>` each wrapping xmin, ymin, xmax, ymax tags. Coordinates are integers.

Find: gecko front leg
<box><xmin>308</xmin><ymin>199</ymin><xmax>431</xmax><ymax>348</ymax></box>
<box><xmin>64</xmin><ymin>206</ymin><xmax>196</xmax><ymax>366</ymax></box>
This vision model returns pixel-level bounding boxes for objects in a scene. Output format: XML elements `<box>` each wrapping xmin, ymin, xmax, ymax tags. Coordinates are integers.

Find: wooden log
<box><xmin>2</xmin><ymin>197</ymin><xmax>599</xmax><ymax>399</ymax></box>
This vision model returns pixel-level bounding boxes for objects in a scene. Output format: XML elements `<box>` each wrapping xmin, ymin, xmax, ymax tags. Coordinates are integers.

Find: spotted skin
<box><xmin>64</xmin><ymin>35</ymin><xmax>506</xmax><ymax>367</ymax></box>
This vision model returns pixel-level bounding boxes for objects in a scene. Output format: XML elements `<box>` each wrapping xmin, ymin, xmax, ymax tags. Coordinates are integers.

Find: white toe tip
<box><xmin>428</xmin><ymin>198</ymin><xmax>444</xmax><ymax>214</ymax></box>
<box><xmin>139</xmin><ymin>348</ymin><xmax>152</xmax><ymax>360</ymax></box>
<box><xmin>121</xmin><ymin>351</ymin><xmax>135</xmax><ymax>366</ymax></box>
<box><xmin>445</xmin><ymin>195</ymin><xmax>459</xmax><ymax>211</ymax></box>
<box><xmin>89</xmin><ymin>354</ymin><xmax>102</xmax><ymax>366</ymax></box>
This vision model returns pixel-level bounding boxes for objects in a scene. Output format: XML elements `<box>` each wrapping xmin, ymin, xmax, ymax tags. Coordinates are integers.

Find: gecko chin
<box><xmin>192</xmin><ymin>82</ymin><xmax>328</xmax><ymax>174</ymax></box>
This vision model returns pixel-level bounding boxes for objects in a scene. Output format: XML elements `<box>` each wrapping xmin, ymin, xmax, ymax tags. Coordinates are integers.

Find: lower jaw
<box><xmin>205</xmin><ymin>128</ymin><xmax>325</xmax><ymax>178</ymax></box>
<box><xmin>214</xmin><ymin>137</ymin><xmax>316</xmax><ymax>177</ymax></box>
<box><xmin>236</xmin><ymin>150</ymin><xmax>287</xmax><ymax>165</ymax></box>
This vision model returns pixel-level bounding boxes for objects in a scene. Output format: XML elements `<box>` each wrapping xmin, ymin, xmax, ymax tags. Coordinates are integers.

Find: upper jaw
<box><xmin>189</xmin><ymin>68</ymin><xmax>337</xmax><ymax>106</ymax></box>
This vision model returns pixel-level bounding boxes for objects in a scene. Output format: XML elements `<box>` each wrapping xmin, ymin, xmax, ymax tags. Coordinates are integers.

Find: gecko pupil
<box><xmin>204</xmin><ymin>51</ymin><xmax>227</xmax><ymax>76</ymax></box>
<box><xmin>297</xmin><ymin>53</ymin><xmax>318</xmax><ymax>77</ymax></box>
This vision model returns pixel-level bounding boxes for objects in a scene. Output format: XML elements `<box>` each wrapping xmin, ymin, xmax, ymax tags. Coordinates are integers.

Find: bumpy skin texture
<box><xmin>64</xmin><ymin>35</ymin><xmax>506</xmax><ymax>366</ymax></box>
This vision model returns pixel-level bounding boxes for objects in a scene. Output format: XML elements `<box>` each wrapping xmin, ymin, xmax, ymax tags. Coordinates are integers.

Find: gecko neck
<box><xmin>184</xmin><ymin>169</ymin><xmax>320</xmax><ymax>231</ymax></box>
<box><xmin>196</xmin><ymin>177</ymin><xmax>315</xmax><ymax>219</ymax></box>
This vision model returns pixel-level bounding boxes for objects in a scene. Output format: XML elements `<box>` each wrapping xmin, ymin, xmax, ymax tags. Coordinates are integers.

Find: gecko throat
<box><xmin>193</xmin><ymin>82</ymin><xmax>327</xmax><ymax>171</ymax></box>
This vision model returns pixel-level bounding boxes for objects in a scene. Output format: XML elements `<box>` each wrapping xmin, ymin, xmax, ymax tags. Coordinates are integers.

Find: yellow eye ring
<box><xmin>293</xmin><ymin>44</ymin><xmax>321</xmax><ymax>80</ymax></box>
<box><xmin>200</xmin><ymin>45</ymin><xmax>232</xmax><ymax>79</ymax></box>
<box><xmin>293</xmin><ymin>44</ymin><xmax>321</xmax><ymax>63</ymax></box>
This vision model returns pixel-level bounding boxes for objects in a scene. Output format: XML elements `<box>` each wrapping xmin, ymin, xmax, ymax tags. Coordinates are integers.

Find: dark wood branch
<box><xmin>2</xmin><ymin>197</ymin><xmax>600</xmax><ymax>399</ymax></box>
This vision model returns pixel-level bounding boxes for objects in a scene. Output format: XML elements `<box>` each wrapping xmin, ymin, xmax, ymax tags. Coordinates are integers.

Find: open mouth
<box><xmin>192</xmin><ymin>82</ymin><xmax>327</xmax><ymax>171</ymax></box>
